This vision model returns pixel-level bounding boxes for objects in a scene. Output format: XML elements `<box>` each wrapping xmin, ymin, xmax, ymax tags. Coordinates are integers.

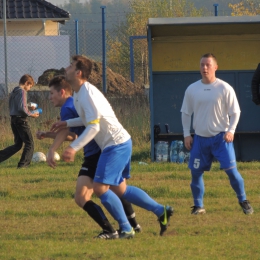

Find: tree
<box><xmin>229</xmin><ymin>0</ymin><xmax>260</xmax><ymax>16</ymax></box>
<box><xmin>107</xmin><ymin>0</ymin><xmax>205</xmax><ymax>85</ymax></box>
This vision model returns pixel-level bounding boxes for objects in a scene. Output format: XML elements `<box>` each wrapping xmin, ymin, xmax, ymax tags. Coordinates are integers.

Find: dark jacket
<box><xmin>251</xmin><ymin>63</ymin><xmax>260</xmax><ymax>105</ymax></box>
<box><xmin>9</xmin><ymin>86</ymin><xmax>33</xmax><ymax>117</ymax></box>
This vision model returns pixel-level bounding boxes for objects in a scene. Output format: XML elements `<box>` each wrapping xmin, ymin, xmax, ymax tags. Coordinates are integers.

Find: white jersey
<box><xmin>181</xmin><ymin>78</ymin><xmax>241</xmax><ymax>137</ymax></box>
<box><xmin>67</xmin><ymin>82</ymin><xmax>130</xmax><ymax>151</ymax></box>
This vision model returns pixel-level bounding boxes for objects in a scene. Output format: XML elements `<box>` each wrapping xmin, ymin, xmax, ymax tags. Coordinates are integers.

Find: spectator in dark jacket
<box><xmin>251</xmin><ymin>63</ymin><xmax>260</xmax><ymax>105</ymax></box>
<box><xmin>0</xmin><ymin>74</ymin><xmax>39</xmax><ymax>168</ymax></box>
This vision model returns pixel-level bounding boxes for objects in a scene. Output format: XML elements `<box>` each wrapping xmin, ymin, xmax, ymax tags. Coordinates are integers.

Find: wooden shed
<box><xmin>147</xmin><ymin>15</ymin><xmax>260</xmax><ymax>162</ymax></box>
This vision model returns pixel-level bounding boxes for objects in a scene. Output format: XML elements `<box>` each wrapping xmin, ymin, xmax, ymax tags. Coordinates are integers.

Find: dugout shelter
<box><xmin>147</xmin><ymin>15</ymin><xmax>260</xmax><ymax>162</ymax></box>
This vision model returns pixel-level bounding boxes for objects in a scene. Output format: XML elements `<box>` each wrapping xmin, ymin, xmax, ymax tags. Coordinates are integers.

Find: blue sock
<box><xmin>190</xmin><ymin>171</ymin><xmax>204</xmax><ymax>207</ymax></box>
<box><xmin>225</xmin><ymin>168</ymin><xmax>246</xmax><ymax>202</ymax></box>
<box><xmin>100</xmin><ymin>190</ymin><xmax>132</xmax><ymax>232</ymax></box>
<box><xmin>121</xmin><ymin>185</ymin><xmax>164</xmax><ymax>217</ymax></box>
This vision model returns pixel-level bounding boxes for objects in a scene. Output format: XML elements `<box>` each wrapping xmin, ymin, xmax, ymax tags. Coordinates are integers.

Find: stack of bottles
<box><xmin>169</xmin><ymin>140</ymin><xmax>190</xmax><ymax>163</ymax></box>
<box><xmin>28</xmin><ymin>102</ymin><xmax>42</xmax><ymax>114</ymax></box>
<box><xmin>155</xmin><ymin>141</ymin><xmax>169</xmax><ymax>162</ymax></box>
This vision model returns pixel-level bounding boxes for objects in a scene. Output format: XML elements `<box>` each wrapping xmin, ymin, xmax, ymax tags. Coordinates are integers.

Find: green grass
<box><xmin>1</xmin><ymin>95</ymin><xmax>260</xmax><ymax>259</ymax></box>
<box><xmin>1</xmin><ymin>153</ymin><xmax>260</xmax><ymax>260</ymax></box>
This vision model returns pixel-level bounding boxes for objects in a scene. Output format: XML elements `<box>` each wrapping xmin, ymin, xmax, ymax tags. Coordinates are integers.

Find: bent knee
<box><xmin>74</xmin><ymin>190</ymin><xmax>93</xmax><ymax>207</ymax></box>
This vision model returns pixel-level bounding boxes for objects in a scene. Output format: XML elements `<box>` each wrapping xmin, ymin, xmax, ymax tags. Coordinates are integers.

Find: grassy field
<box><xmin>0</xmin><ymin>152</ymin><xmax>260</xmax><ymax>260</ymax></box>
<box><xmin>1</xmin><ymin>94</ymin><xmax>260</xmax><ymax>259</ymax></box>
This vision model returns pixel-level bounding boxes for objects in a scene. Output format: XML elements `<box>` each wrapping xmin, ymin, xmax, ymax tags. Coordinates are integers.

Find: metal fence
<box><xmin>0</xmin><ymin>15</ymin><xmax>148</xmax><ymax>96</ymax></box>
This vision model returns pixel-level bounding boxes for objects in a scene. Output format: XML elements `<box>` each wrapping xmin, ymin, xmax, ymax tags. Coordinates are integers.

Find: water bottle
<box><xmin>161</xmin><ymin>141</ymin><xmax>169</xmax><ymax>162</ymax></box>
<box><xmin>31</xmin><ymin>108</ymin><xmax>42</xmax><ymax>114</ymax></box>
<box><xmin>28</xmin><ymin>102</ymin><xmax>38</xmax><ymax>108</ymax></box>
<box><xmin>170</xmin><ymin>141</ymin><xmax>178</xmax><ymax>162</ymax></box>
<box><xmin>165</xmin><ymin>124</ymin><xmax>170</xmax><ymax>133</ymax></box>
<box><xmin>155</xmin><ymin>141</ymin><xmax>163</xmax><ymax>162</ymax></box>
<box><xmin>178</xmin><ymin>151</ymin><xmax>185</xmax><ymax>163</ymax></box>
<box><xmin>184</xmin><ymin>152</ymin><xmax>190</xmax><ymax>163</ymax></box>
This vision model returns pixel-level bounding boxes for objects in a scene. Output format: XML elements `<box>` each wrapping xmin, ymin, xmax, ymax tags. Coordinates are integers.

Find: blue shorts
<box><xmin>93</xmin><ymin>139</ymin><xmax>132</xmax><ymax>185</ymax></box>
<box><xmin>189</xmin><ymin>132</ymin><xmax>237</xmax><ymax>172</ymax></box>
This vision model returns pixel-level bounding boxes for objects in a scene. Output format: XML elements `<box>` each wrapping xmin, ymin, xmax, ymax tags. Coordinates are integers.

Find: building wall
<box><xmin>152</xmin><ymin>35</ymin><xmax>260</xmax><ymax>72</ymax></box>
<box><xmin>149</xmin><ymin>27</ymin><xmax>260</xmax><ymax>162</ymax></box>
<box><xmin>0</xmin><ymin>20</ymin><xmax>59</xmax><ymax>36</ymax></box>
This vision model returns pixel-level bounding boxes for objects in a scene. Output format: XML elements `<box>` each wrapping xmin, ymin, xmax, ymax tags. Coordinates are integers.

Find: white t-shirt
<box><xmin>181</xmin><ymin>78</ymin><xmax>241</xmax><ymax>137</ymax></box>
<box><xmin>66</xmin><ymin>82</ymin><xmax>130</xmax><ymax>151</ymax></box>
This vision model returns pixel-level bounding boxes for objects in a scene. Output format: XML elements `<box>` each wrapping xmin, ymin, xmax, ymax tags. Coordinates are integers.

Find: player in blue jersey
<box><xmin>36</xmin><ymin>75</ymin><xmax>141</xmax><ymax>239</ymax></box>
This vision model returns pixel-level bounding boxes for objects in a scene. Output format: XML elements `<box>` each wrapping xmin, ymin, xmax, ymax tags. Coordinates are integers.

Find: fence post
<box><xmin>3</xmin><ymin>0</ymin><xmax>8</xmax><ymax>94</ymax></box>
<box><xmin>213</xmin><ymin>4</ymin><xmax>219</xmax><ymax>16</ymax></box>
<box><xmin>75</xmin><ymin>19</ymin><xmax>79</xmax><ymax>55</ymax></box>
<box><xmin>100</xmin><ymin>6</ymin><xmax>107</xmax><ymax>94</ymax></box>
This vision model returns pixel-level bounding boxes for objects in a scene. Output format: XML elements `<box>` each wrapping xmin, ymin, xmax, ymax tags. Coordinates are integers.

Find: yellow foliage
<box><xmin>229</xmin><ymin>0</ymin><xmax>260</xmax><ymax>16</ymax></box>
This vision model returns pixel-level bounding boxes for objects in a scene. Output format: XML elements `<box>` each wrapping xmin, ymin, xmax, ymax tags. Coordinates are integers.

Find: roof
<box><xmin>0</xmin><ymin>0</ymin><xmax>70</xmax><ymax>23</ymax></box>
<box><xmin>148</xmin><ymin>15</ymin><xmax>260</xmax><ymax>37</ymax></box>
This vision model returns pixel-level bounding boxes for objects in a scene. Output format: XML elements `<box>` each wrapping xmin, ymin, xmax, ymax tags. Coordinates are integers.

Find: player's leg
<box><xmin>76</xmin><ymin>154</ymin><xmax>118</xmax><ymax>239</ymax></box>
<box><xmin>213</xmin><ymin>132</ymin><xmax>253</xmax><ymax>214</ymax></box>
<box><xmin>108</xmin><ymin>139</ymin><xmax>173</xmax><ymax>236</ymax></box>
<box><xmin>0</xmin><ymin>117</ymin><xmax>23</xmax><ymax>164</ymax></box>
<box><xmin>15</xmin><ymin>117</ymin><xmax>34</xmax><ymax>168</ymax></box>
<box><xmin>120</xmin><ymin>194</ymin><xmax>142</xmax><ymax>232</ymax></box>
<box><xmin>189</xmin><ymin>135</ymin><xmax>212</xmax><ymax>214</ymax></box>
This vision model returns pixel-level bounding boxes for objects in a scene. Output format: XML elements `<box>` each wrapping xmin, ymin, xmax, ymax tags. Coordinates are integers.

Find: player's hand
<box><xmin>31</xmin><ymin>112</ymin><xmax>39</xmax><ymax>118</ymax></box>
<box><xmin>62</xmin><ymin>146</ymin><xmax>76</xmax><ymax>162</ymax></box>
<box><xmin>50</xmin><ymin>121</ymin><xmax>67</xmax><ymax>132</ymax></box>
<box><xmin>46</xmin><ymin>149</ymin><xmax>57</xmax><ymax>169</ymax></box>
<box><xmin>36</xmin><ymin>131</ymin><xmax>46</xmax><ymax>140</ymax></box>
<box><xmin>224</xmin><ymin>132</ymin><xmax>234</xmax><ymax>143</ymax></box>
<box><xmin>184</xmin><ymin>136</ymin><xmax>193</xmax><ymax>150</ymax></box>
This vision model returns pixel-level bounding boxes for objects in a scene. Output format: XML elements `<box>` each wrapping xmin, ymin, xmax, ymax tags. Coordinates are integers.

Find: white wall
<box><xmin>0</xmin><ymin>35</ymin><xmax>70</xmax><ymax>92</ymax></box>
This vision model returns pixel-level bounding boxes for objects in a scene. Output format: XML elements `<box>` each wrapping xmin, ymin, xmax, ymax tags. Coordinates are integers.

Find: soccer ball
<box><xmin>46</xmin><ymin>151</ymin><xmax>60</xmax><ymax>161</ymax></box>
<box><xmin>32</xmin><ymin>152</ymin><xmax>46</xmax><ymax>163</ymax></box>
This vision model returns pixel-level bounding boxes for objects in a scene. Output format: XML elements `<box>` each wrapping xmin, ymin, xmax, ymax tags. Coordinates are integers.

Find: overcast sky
<box><xmin>48</xmin><ymin>0</ymin><xmax>86</xmax><ymax>6</ymax></box>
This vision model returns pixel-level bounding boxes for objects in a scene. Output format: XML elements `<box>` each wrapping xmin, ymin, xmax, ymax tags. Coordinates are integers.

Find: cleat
<box><xmin>239</xmin><ymin>200</ymin><xmax>254</xmax><ymax>215</ymax></box>
<box><xmin>94</xmin><ymin>231</ymin><xmax>119</xmax><ymax>240</ymax></box>
<box><xmin>158</xmin><ymin>205</ymin><xmax>174</xmax><ymax>236</ymax></box>
<box><xmin>119</xmin><ymin>228</ymin><xmax>135</xmax><ymax>239</ymax></box>
<box><xmin>134</xmin><ymin>224</ymin><xmax>142</xmax><ymax>233</ymax></box>
<box><xmin>191</xmin><ymin>206</ymin><xmax>206</xmax><ymax>215</ymax></box>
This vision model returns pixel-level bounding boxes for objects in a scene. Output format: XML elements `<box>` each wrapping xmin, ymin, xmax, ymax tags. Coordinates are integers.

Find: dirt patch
<box><xmin>36</xmin><ymin>59</ymin><xmax>143</xmax><ymax>96</ymax></box>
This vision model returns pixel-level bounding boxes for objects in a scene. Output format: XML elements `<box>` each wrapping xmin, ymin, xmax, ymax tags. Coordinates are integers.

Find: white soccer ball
<box><xmin>32</xmin><ymin>152</ymin><xmax>46</xmax><ymax>163</ymax></box>
<box><xmin>46</xmin><ymin>151</ymin><xmax>60</xmax><ymax>161</ymax></box>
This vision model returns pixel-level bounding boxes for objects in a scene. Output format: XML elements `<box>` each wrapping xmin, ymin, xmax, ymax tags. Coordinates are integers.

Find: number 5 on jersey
<box><xmin>193</xmin><ymin>158</ymin><xmax>200</xmax><ymax>169</ymax></box>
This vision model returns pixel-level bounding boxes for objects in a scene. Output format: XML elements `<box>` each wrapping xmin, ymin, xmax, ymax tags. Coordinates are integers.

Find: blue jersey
<box><xmin>60</xmin><ymin>97</ymin><xmax>100</xmax><ymax>157</ymax></box>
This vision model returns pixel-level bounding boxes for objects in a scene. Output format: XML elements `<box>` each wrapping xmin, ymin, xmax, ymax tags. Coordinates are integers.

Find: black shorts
<box><xmin>78</xmin><ymin>151</ymin><xmax>101</xmax><ymax>179</ymax></box>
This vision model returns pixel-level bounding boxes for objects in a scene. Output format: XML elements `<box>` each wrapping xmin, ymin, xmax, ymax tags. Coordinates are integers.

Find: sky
<box><xmin>47</xmin><ymin>0</ymin><xmax>86</xmax><ymax>6</ymax></box>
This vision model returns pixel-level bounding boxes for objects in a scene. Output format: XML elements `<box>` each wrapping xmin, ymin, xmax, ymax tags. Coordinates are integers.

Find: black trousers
<box><xmin>0</xmin><ymin>116</ymin><xmax>34</xmax><ymax>167</ymax></box>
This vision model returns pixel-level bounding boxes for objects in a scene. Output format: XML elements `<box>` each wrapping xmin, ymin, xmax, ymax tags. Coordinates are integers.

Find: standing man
<box><xmin>51</xmin><ymin>55</ymin><xmax>173</xmax><ymax>239</ymax></box>
<box><xmin>0</xmin><ymin>74</ymin><xmax>39</xmax><ymax>168</ymax></box>
<box><xmin>251</xmin><ymin>63</ymin><xmax>260</xmax><ymax>105</ymax></box>
<box><xmin>181</xmin><ymin>53</ymin><xmax>253</xmax><ymax>215</ymax></box>
<box><xmin>37</xmin><ymin>75</ymin><xmax>141</xmax><ymax>239</ymax></box>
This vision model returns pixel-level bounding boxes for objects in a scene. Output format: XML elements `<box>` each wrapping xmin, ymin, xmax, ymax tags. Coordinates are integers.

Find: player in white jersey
<box><xmin>51</xmin><ymin>55</ymin><xmax>173</xmax><ymax>238</ymax></box>
<box><xmin>181</xmin><ymin>53</ymin><xmax>253</xmax><ymax>215</ymax></box>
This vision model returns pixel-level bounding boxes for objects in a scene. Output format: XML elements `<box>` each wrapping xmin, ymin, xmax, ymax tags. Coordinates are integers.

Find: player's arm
<box><xmin>62</xmin><ymin>120</ymin><xmax>99</xmax><ymax>162</ymax></box>
<box><xmin>224</xmin><ymin>112</ymin><xmax>240</xmax><ymax>143</ymax></box>
<box><xmin>46</xmin><ymin>128</ymin><xmax>75</xmax><ymax>168</ymax></box>
<box><xmin>36</xmin><ymin>130</ymin><xmax>76</xmax><ymax>141</ymax></box>
<box><xmin>182</xmin><ymin>112</ymin><xmax>193</xmax><ymax>150</ymax></box>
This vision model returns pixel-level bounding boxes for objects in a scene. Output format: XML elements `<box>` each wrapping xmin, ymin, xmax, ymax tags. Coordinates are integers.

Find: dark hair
<box><xmin>201</xmin><ymin>53</ymin><xmax>218</xmax><ymax>64</ymax></box>
<box><xmin>48</xmin><ymin>75</ymin><xmax>72</xmax><ymax>95</ymax></box>
<box><xmin>72</xmin><ymin>55</ymin><xmax>92</xmax><ymax>80</ymax></box>
<box><xmin>19</xmin><ymin>74</ymin><xmax>34</xmax><ymax>86</ymax></box>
